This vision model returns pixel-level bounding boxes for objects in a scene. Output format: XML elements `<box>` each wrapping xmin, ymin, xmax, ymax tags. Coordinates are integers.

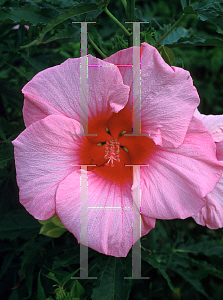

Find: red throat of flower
<box><xmin>78</xmin><ymin>105</ymin><xmax>156</xmax><ymax>186</ymax></box>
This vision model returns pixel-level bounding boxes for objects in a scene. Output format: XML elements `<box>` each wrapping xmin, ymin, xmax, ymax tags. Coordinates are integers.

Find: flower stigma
<box><xmin>104</xmin><ymin>137</ymin><xmax>120</xmax><ymax>167</ymax></box>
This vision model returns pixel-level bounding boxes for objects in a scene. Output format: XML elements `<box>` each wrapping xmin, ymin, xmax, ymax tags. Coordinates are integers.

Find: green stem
<box><xmin>121</xmin><ymin>0</ymin><xmax>127</xmax><ymax>11</ymax></box>
<box><xmin>88</xmin><ymin>35</ymin><xmax>107</xmax><ymax>59</ymax></box>
<box><xmin>127</xmin><ymin>0</ymin><xmax>135</xmax><ymax>22</ymax></box>
<box><xmin>155</xmin><ymin>14</ymin><xmax>186</xmax><ymax>48</ymax></box>
<box><xmin>126</xmin><ymin>0</ymin><xmax>135</xmax><ymax>47</ymax></box>
<box><xmin>104</xmin><ymin>6</ymin><xmax>131</xmax><ymax>37</ymax></box>
<box><xmin>20</xmin><ymin>39</ymin><xmax>40</xmax><ymax>49</ymax></box>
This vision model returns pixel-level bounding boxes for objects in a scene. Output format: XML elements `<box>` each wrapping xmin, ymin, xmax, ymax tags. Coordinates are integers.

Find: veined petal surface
<box><xmin>140</xmin><ymin>117</ymin><xmax>223</xmax><ymax>219</ymax></box>
<box><xmin>193</xmin><ymin>111</ymin><xmax>223</xmax><ymax>229</ymax></box>
<box><xmin>217</xmin><ymin>141</ymin><xmax>223</xmax><ymax>161</ymax></box>
<box><xmin>105</xmin><ymin>42</ymin><xmax>200</xmax><ymax>147</ymax></box>
<box><xmin>12</xmin><ymin>115</ymin><xmax>87</xmax><ymax>219</ymax></box>
<box><xmin>192</xmin><ymin>176</ymin><xmax>223</xmax><ymax>229</ymax></box>
<box><xmin>194</xmin><ymin>109</ymin><xmax>223</xmax><ymax>142</ymax></box>
<box><xmin>22</xmin><ymin>55</ymin><xmax>130</xmax><ymax>127</ymax></box>
<box><xmin>56</xmin><ymin>170</ymin><xmax>155</xmax><ymax>257</ymax></box>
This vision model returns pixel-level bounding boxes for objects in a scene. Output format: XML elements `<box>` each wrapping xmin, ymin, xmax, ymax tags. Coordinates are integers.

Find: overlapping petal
<box><xmin>12</xmin><ymin>42</ymin><xmax>223</xmax><ymax>257</ymax></box>
<box><xmin>140</xmin><ymin>117</ymin><xmax>223</xmax><ymax>219</ymax></box>
<box><xmin>194</xmin><ymin>109</ymin><xmax>223</xmax><ymax>142</ymax></box>
<box><xmin>22</xmin><ymin>55</ymin><xmax>130</xmax><ymax>127</ymax></box>
<box><xmin>105</xmin><ymin>42</ymin><xmax>200</xmax><ymax>148</ymax></box>
<box><xmin>192</xmin><ymin>176</ymin><xmax>223</xmax><ymax>229</ymax></box>
<box><xmin>56</xmin><ymin>169</ymin><xmax>155</xmax><ymax>257</ymax></box>
<box><xmin>12</xmin><ymin>114</ymin><xmax>88</xmax><ymax>219</ymax></box>
<box><xmin>192</xmin><ymin>111</ymin><xmax>223</xmax><ymax>229</ymax></box>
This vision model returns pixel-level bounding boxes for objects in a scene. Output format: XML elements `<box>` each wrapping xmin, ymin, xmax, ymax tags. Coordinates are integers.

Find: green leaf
<box><xmin>62</xmin><ymin>269</ymin><xmax>81</xmax><ymax>285</ymax></box>
<box><xmin>141</xmin><ymin>253</ymin><xmax>176</xmax><ymax>294</ymax></box>
<box><xmin>38</xmin><ymin>3</ymin><xmax>98</xmax><ymax>42</ymax></box>
<box><xmin>39</xmin><ymin>216</ymin><xmax>67</xmax><ymax>238</ymax></box>
<box><xmin>158</xmin><ymin>45</ymin><xmax>175</xmax><ymax>65</ymax></box>
<box><xmin>6</xmin><ymin>63</ymin><xmax>34</xmax><ymax>81</ymax></box>
<box><xmin>44</xmin><ymin>272</ymin><xmax>61</xmax><ymax>284</ymax></box>
<box><xmin>193</xmin><ymin>0</ymin><xmax>223</xmax><ymax>34</ymax></box>
<box><xmin>0</xmin><ymin>210</ymin><xmax>41</xmax><ymax>240</ymax></box>
<box><xmin>97</xmin><ymin>0</ymin><xmax>110</xmax><ymax>10</ymax></box>
<box><xmin>0</xmin><ymin>6</ymin><xmax>59</xmax><ymax>26</ymax></box>
<box><xmin>51</xmin><ymin>216</ymin><xmax>66</xmax><ymax>228</ymax></box>
<box><xmin>37</xmin><ymin>0</ymin><xmax>79</xmax><ymax>8</ymax></box>
<box><xmin>180</xmin><ymin>0</ymin><xmax>191</xmax><ymax>10</ymax></box>
<box><xmin>160</xmin><ymin>25</ymin><xmax>193</xmax><ymax>45</ymax></box>
<box><xmin>37</xmin><ymin>271</ymin><xmax>46</xmax><ymax>300</ymax></box>
<box><xmin>41</xmin><ymin>24</ymin><xmax>80</xmax><ymax>44</ymax></box>
<box><xmin>183</xmin><ymin>5</ymin><xmax>196</xmax><ymax>14</ymax></box>
<box><xmin>21</xmin><ymin>3</ymin><xmax>98</xmax><ymax>48</ymax></box>
<box><xmin>0</xmin><ymin>251</ymin><xmax>15</xmax><ymax>279</ymax></box>
<box><xmin>38</xmin><ymin>216</ymin><xmax>65</xmax><ymax>228</ymax></box>
<box><xmin>70</xmin><ymin>280</ymin><xmax>85</xmax><ymax>298</ymax></box>
<box><xmin>172</xmin><ymin>267</ymin><xmax>211</xmax><ymax>300</ymax></box>
<box><xmin>184</xmin><ymin>256</ymin><xmax>223</xmax><ymax>280</ymax></box>
<box><xmin>20</xmin><ymin>53</ymin><xmax>50</xmax><ymax>72</ymax></box>
<box><xmin>175</xmin><ymin>238</ymin><xmax>223</xmax><ymax>256</ymax></box>
<box><xmin>135</xmin><ymin>7</ymin><xmax>147</xmax><ymax>22</ymax></box>
<box><xmin>0</xmin><ymin>142</ymin><xmax>13</xmax><ymax>169</ymax></box>
<box><xmin>91</xmin><ymin>257</ymin><xmax>131</xmax><ymax>300</ymax></box>
<box><xmin>24</xmin><ymin>264</ymin><xmax>35</xmax><ymax>298</ymax></box>
<box><xmin>52</xmin><ymin>248</ymin><xmax>82</xmax><ymax>269</ymax></box>
<box><xmin>44</xmin><ymin>269</ymin><xmax>80</xmax><ymax>286</ymax></box>
<box><xmin>39</xmin><ymin>223</ymin><xmax>67</xmax><ymax>238</ymax></box>
<box><xmin>170</xmin><ymin>36</ymin><xmax>223</xmax><ymax>47</ymax></box>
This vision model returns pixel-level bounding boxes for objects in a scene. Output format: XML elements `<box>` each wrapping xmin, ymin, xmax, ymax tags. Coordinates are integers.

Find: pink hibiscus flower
<box><xmin>12</xmin><ymin>43</ymin><xmax>223</xmax><ymax>257</ymax></box>
<box><xmin>192</xmin><ymin>110</ymin><xmax>223</xmax><ymax>229</ymax></box>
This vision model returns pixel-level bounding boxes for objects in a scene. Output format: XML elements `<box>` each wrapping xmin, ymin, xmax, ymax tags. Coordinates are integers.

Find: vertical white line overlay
<box><xmin>71</xmin><ymin>21</ymin><xmax>151</xmax><ymax>280</ymax></box>
<box><xmin>124</xmin><ymin>22</ymin><xmax>150</xmax><ymax>280</ymax></box>
<box><xmin>71</xmin><ymin>22</ymin><xmax>97</xmax><ymax>280</ymax></box>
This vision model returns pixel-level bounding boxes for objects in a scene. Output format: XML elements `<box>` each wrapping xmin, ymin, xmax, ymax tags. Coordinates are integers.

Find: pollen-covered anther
<box><xmin>104</xmin><ymin>137</ymin><xmax>120</xmax><ymax>167</ymax></box>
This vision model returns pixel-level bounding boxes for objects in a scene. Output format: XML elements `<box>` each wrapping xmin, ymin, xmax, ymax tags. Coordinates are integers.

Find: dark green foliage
<box><xmin>0</xmin><ymin>0</ymin><xmax>223</xmax><ymax>299</ymax></box>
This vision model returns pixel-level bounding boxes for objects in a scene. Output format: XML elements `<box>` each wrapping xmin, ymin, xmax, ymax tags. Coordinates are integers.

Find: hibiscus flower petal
<box><xmin>217</xmin><ymin>141</ymin><xmax>223</xmax><ymax>161</ymax></box>
<box><xmin>194</xmin><ymin>109</ymin><xmax>223</xmax><ymax>142</ymax></box>
<box><xmin>22</xmin><ymin>55</ymin><xmax>130</xmax><ymax>127</ymax></box>
<box><xmin>105</xmin><ymin>42</ymin><xmax>200</xmax><ymax>148</ymax></box>
<box><xmin>12</xmin><ymin>114</ymin><xmax>87</xmax><ymax>219</ymax></box>
<box><xmin>56</xmin><ymin>170</ymin><xmax>155</xmax><ymax>257</ymax></box>
<box><xmin>192</xmin><ymin>176</ymin><xmax>223</xmax><ymax>229</ymax></box>
<box><xmin>140</xmin><ymin>117</ymin><xmax>223</xmax><ymax>219</ymax></box>
<box><xmin>192</xmin><ymin>111</ymin><xmax>223</xmax><ymax>229</ymax></box>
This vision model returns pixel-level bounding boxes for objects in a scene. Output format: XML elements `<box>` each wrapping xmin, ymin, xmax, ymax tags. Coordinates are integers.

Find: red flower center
<box><xmin>78</xmin><ymin>105</ymin><xmax>156</xmax><ymax>187</ymax></box>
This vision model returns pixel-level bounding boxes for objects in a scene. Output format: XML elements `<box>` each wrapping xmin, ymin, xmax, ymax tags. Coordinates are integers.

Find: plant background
<box><xmin>0</xmin><ymin>0</ymin><xmax>223</xmax><ymax>299</ymax></box>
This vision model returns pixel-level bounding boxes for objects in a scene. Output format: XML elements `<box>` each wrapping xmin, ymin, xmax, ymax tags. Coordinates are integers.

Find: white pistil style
<box><xmin>104</xmin><ymin>137</ymin><xmax>120</xmax><ymax>167</ymax></box>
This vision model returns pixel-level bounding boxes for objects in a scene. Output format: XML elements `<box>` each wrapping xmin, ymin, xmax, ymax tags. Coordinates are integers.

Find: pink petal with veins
<box><xmin>56</xmin><ymin>169</ymin><xmax>155</xmax><ymax>257</ymax></box>
<box><xmin>12</xmin><ymin>115</ymin><xmax>87</xmax><ymax>219</ymax></box>
<box><xmin>22</xmin><ymin>55</ymin><xmax>129</xmax><ymax>127</ymax></box>
<box><xmin>140</xmin><ymin>117</ymin><xmax>222</xmax><ymax>219</ymax></box>
<box><xmin>105</xmin><ymin>43</ymin><xmax>200</xmax><ymax>148</ymax></box>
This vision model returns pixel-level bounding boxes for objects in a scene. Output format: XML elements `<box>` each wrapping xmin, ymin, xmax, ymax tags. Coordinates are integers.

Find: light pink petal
<box><xmin>140</xmin><ymin>117</ymin><xmax>223</xmax><ymax>219</ymax></box>
<box><xmin>12</xmin><ymin>25</ymin><xmax>20</xmax><ymax>29</ymax></box>
<box><xmin>192</xmin><ymin>175</ymin><xmax>223</xmax><ymax>229</ymax></box>
<box><xmin>22</xmin><ymin>55</ymin><xmax>130</xmax><ymax>127</ymax></box>
<box><xmin>192</xmin><ymin>134</ymin><xmax>223</xmax><ymax>229</ymax></box>
<box><xmin>56</xmin><ymin>170</ymin><xmax>155</xmax><ymax>257</ymax></box>
<box><xmin>12</xmin><ymin>115</ymin><xmax>87</xmax><ymax>220</ymax></box>
<box><xmin>194</xmin><ymin>109</ymin><xmax>223</xmax><ymax>142</ymax></box>
<box><xmin>217</xmin><ymin>141</ymin><xmax>223</xmax><ymax>161</ymax></box>
<box><xmin>105</xmin><ymin>42</ymin><xmax>200</xmax><ymax>147</ymax></box>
